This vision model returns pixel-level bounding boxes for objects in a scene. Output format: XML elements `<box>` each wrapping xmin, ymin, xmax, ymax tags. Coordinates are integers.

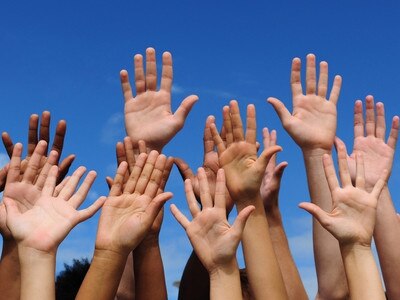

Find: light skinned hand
<box><xmin>299</xmin><ymin>142</ymin><xmax>388</xmax><ymax>247</ymax></box>
<box><xmin>210</xmin><ymin>100</ymin><xmax>281</xmax><ymax>201</ymax></box>
<box><xmin>337</xmin><ymin>96</ymin><xmax>399</xmax><ymax>190</ymax></box>
<box><xmin>1</xmin><ymin>111</ymin><xmax>75</xmax><ymax>191</ymax></box>
<box><xmin>3</xmin><ymin>142</ymin><xmax>104</xmax><ymax>254</ymax></box>
<box><xmin>95</xmin><ymin>151</ymin><xmax>173</xmax><ymax>256</ymax></box>
<box><xmin>268</xmin><ymin>54</ymin><xmax>342</xmax><ymax>152</ymax></box>
<box><xmin>171</xmin><ymin>168</ymin><xmax>254</xmax><ymax>274</ymax></box>
<box><xmin>175</xmin><ymin>115</ymin><xmax>235</xmax><ymax>213</ymax></box>
<box><xmin>121</xmin><ymin>47</ymin><xmax>198</xmax><ymax>152</ymax></box>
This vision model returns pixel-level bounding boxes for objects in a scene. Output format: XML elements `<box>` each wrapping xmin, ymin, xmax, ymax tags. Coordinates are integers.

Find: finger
<box><xmin>185</xmin><ymin>179</ymin><xmax>201</xmax><ymax>217</ymax></box>
<box><xmin>220</xmin><ymin>124</ymin><xmax>227</xmax><ymax>147</ymax></box>
<box><xmin>290</xmin><ymin>57</ymin><xmax>303</xmax><ymax>97</ymax></box>
<box><xmin>123</xmin><ymin>137</ymin><xmax>136</xmax><ymax>172</ymax></box>
<box><xmin>2</xmin><ymin>132</ymin><xmax>14</xmax><ymax>158</ymax></box>
<box><xmin>328</xmin><ymin>75</ymin><xmax>342</xmax><ymax>105</ymax></box>
<box><xmin>116</xmin><ymin>142</ymin><xmax>126</xmax><ymax>166</ymax></box>
<box><xmin>106</xmin><ymin>176</ymin><xmax>113</xmax><ymax>190</ymax></box>
<box><xmin>203</xmin><ymin>116</ymin><xmax>216</xmax><ymax>156</ymax></box>
<box><xmin>123</xmin><ymin>153</ymin><xmax>147</xmax><ymax>194</ymax></box>
<box><xmin>22</xmin><ymin>140</ymin><xmax>48</xmax><ymax>183</ymax></box>
<box><xmin>170</xmin><ymin>203</ymin><xmax>190</xmax><ymax>230</ymax></box>
<box><xmin>77</xmin><ymin>196</ymin><xmax>106</xmax><ymax>223</ymax></box>
<box><xmin>54</xmin><ymin>176</ymin><xmax>70</xmax><ymax>197</ymax></box>
<box><xmin>39</xmin><ymin>111</ymin><xmax>51</xmax><ymax>153</ymax></box>
<box><xmin>353</xmin><ymin>100</ymin><xmax>364</xmax><ymax>138</ymax></box>
<box><xmin>138</xmin><ymin>140</ymin><xmax>148</xmax><ymax>154</ymax></box>
<box><xmin>69</xmin><ymin>171</ymin><xmax>97</xmax><ymax>208</ymax></box>
<box><xmin>306</xmin><ymin>54</ymin><xmax>317</xmax><ymax>94</ymax></box>
<box><xmin>160</xmin><ymin>51</ymin><xmax>173</xmax><ymax>92</ymax></box>
<box><xmin>223</xmin><ymin>106</ymin><xmax>233</xmax><ymax>146</ymax></box>
<box><xmin>262</xmin><ymin>127</ymin><xmax>270</xmax><ymax>149</ymax></box>
<box><xmin>27</xmin><ymin>114</ymin><xmax>39</xmax><ymax>156</ymax></box>
<box><xmin>257</xmin><ymin>145</ymin><xmax>282</xmax><ymax>174</ymax></box>
<box><xmin>145</xmin><ymin>192</ymin><xmax>173</xmax><ymax>223</ymax></box>
<box><xmin>375</xmin><ymin>102</ymin><xmax>386</xmax><ymax>140</ymax></box>
<box><xmin>232</xmin><ymin>205</ymin><xmax>255</xmax><ymax>235</ymax></box>
<box><xmin>214</xmin><ymin>169</ymin><xmax>226</xmax><ymax>211</ymax></box>
<box><xmin>336</xmin><ymin>140</ymin><xmax>352</xmax><ymax>187</ymax></box>
<box><xmin>42</xmin><ymin>165</ymin><xmax>58</xmax><ymax>196</ymax></box>
<box><xmin>144</xmin><ymin>154</ymin><xmax>167</xmax><ymax>198</ymax></box>
<box><xmin>210</xmin><ymin>123</ymin><xmax>226</xmax><ymax>155</ymax></box>
<box><xmin>110</xmin><ymin>162</ymin><xmax>128</xmax><ymax>196</ymax></box>
<box><xmin>245</xmin><ymin>104</ymin><xmax>257</xmax><ymax>145</ymax></box>
<box><xmin>322</xmin><ymin>154</ymin><xmax>340</xmax><ymax>191</ymax></box>
<box><xmin>230</xmin><ymin>100</ymin><xmax>245</xmax><ymax>142</ymax></box>
<box><xmin>174</xmin><ymin>157</ymin><xmax>194</xmax><ymax>181</ymax></box>
<box><xmin>365</xmin><ymin>95</ymin><xmax>376</xmax><ymax>136</ymax></box>
<box><xmin>51</xmin><ymin>120</ymin><xmax>67</xmax><ymax>159</ymax></box>
<box><xmin>198</xmin><ymin>167</ymin><xmax>213</xmax><ymax>208</ymax></box>
<box><xmin>0</xmin><ymin>164</ymin><xmax>9</xmax><ymax>192</ymax></box>
<box><xmin>371</xmin><ymin>170</ymin><xmax>389</xmax><ymax>199</ymax></box>
<box><xmin>159</xmin><ymin>156</ymin><xmax>174</xmax><ymax>192</ymax></box>
<box><xmin>387</xmin><ymin>116</ymin><xmax>399</xmax><ymax>149</ymax></box>
<box><xmin>57</xmin><ymin>154</ymin><xmax>75</xmax><ymax>183</ymax></box>
<box><xmin>173</xmin><ymin>95</ymin><xmax>199</xmax><ymax>126</ymax></box>
<box><xmin>134</xmin><ymin>151</ymin><xmax>159</xmax><ymax>195</ymax></box>
<box><xmin>35</xmin><ymin>150</ymin><xmax>59</xmax><ymax>190</ymax></box>
<box><xmin>57</xmin><ymin>166</ymin><xmax>87</xmax><ymax>200</ymax></box>
<box><xmin>120</xmin><ymin>70</ymin><xmax>134</xmax><ymax>100</ymax></box>
<box><xmin>298</xmin><ymin>202</ymin><xmax>331</xmax><ymax>227</ymax></box>
<box><xmin>145</xmin><ymin>47</ymin><xmax>157</xmax><ymax>91</ymax></box>
<box><xmin>318</xmin><ymin>61</ymin><xmax>328</xmax><ymax>98</ymax></box>
<box><xmin>355</xmin><ymin>153</ymin><xmax>365</xmax><ymax>189</ymax></box>
<box><xmin>273</xmin><ymin>161</ymin><xmax>288</xmax><ymax>182</ymax></box>
<box><xmin>133</xmin><ymin>52</ymin><xmax>145</xmax><ymax>95</ymax></box>
<box><xmin>267</xmin><ymin>97</ymin><xmax>292</xmax><ymax>128</ymax></box>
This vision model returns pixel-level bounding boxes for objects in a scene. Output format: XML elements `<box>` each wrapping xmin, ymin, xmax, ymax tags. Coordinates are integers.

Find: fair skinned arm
<box><xmin>268</xmin><ymin>54</ymin><xmax>347</xmax><ymax>299</ymax></box>
<box><xmin>121</xmin><ymin>47</ymin><xmax>198</xmax><ymax>153</ymax></box>
<box><xmin>77</xmin><ymin>151</ymin><xmax>172</xmax><ymax>300</ymax></box>
<box><xmin>260</xmin><ymin>128</ymin><xmax>307</xmax><ymax>300</ymax></box>
<box><xmin>299</xmin><ymin>143</ymin><xmax>387</xmax><ymax>300</ymax></box>
<box><xmin>4</xmin><ymin>142</ymin><xmax>103</xmax><ymax>300</ymax></box>
<box><xmin>171</xmin><ymin>168</ymin><xmax>254</xmax><ymax>300</ymax></box>
<box><xmin>338</xmin><ymin>96</ymin><xmax>399</xmax><ymax>299</ymax></box>
<box><xmin>210</xmin><ymin>100</ymin><xmax>288</xmax><ymax>300</ymax></box>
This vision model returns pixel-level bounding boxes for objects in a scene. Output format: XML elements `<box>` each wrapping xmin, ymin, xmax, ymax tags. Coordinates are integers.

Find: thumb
<box><xmin>267</xmin><ymin>97</ymin><xmax>291</xmax><ymax>127</ymax></box>
<box><xmin>174</xmin><ymin>158</ymin><xmax>194</xmax><ymax>181</ymax></box>
<box><xmin>257</xmin><ymin>145</ymin><xmax>282</xmax><ymax>175</ymax></box>
<box><xmin>231</xmin><ymin>205</ymin><xmax>255</xmax><ymax>235</ymax></box>
<box><xmin>298</xmin><ymin>202</ymin><xmax>331</xmax><ymax>228</ymax></box>
<box><xmin>174</xmin><ymin>95</ymin><xmax>199</xmax><ymax>127</ymax></box>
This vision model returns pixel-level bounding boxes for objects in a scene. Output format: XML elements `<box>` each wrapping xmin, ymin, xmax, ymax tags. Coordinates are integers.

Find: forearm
<box><xmin>77</xmin><ymin>249</ymin><xmax>128</xmax><ymax>300</ymax></box>
<box><xmin>18</xmin><ymin>246</ymin><xmax>56</xmax><ymax>300</ymax></box>
<box><xmin>340</xmin><ymin>244</ymin><xmax>385</xmax><ymax>300</ymax></box>
<box><xmin>133</xmin><ymin>238</ymin><xmax>167</xmax><ymax>300</ymax></box>
<box><xmin>116</xmin><ymin>252</ymin><xmax>135</xmax><ymax>300</ymax></box>
<box><xmin>209</xmin><ymin>260</ymin><xmax>242</xmax><ymax>300</ymax></box>
<box><xmin>267</xmin><ymin>209</ymin><xmax>308</xmax><ymax>300</ymax></box>
<box><xmin>178</xmin><ymin>251</ymin><xmax>210</xmax><ymax>300</ymax></box>
<box><xmin>303</xmin><ymin>150</ymin><xmax>348</xmax><ymax>299</ymax></box>
<box><xmin>238</xmin><ymin>195</ymin><xmax>287</xmax><ymax>300</ymax></box>
<box><xmin>0</xmin><ymin>240</ymin><xmax>20</xmax><ymax>300</ymax></box>
<box><xmin>373</xmin><ymin>187</ymin><xmax>400</xmax><ymax>300</ymax></box>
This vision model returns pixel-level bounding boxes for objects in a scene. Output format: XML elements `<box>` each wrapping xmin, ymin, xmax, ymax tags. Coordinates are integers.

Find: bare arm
<box><xmin>268</xmin><ymin>54</ymin><xmax>347</xmax><ymax>299</ymax></box>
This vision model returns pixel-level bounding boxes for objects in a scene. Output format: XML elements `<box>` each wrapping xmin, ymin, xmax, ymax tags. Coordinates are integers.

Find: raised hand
<box><xmin>95</xmin><ymin>151</ymin><xmax>173</xmax><ymax>256</ymax></box>
<box><xmin>299</xmin><ymin>142</ymin><xmax>387</xmax><ymax>246</ymax></box>
<box><xmin>268</xmin><ymin>54</ymin><xmax>342</xmax><ymax>153</ymax></box>
<box><xmin>1</xmin><ymin>111</ymin><xmax>75</xmax><ymax>190</ymax></box>
<box><xmin>175</xmin><ymin>115</ymin><xmax>235</xmax><ymax>213</ymax></box>
<box><xmin>210</xmin><ymin>100</ymin><xmax>281</xmax><ymax>202</ymax></box>
<box><xmin>260</xmin><ymin>128</ymin><xmax>288</xmax><ymax>213</ymax></box>
<box><xmin>338</xmin><ymin>96</ymin><xmax>399</xmax><ymax>189</ymax></box>
<box><xmin>4</xmin><ymin>142</ymin><xmax>104</xmax><ymax>254</ymax></box>
<box><xmin>121</xmin><ymin>47</ymin><xmax>198</xmax><ymax>152</ymax></box>
<box><xmin>171</xmin><ymin>168</ymin><xmax>254</xmax><ymax>273</ymax></box>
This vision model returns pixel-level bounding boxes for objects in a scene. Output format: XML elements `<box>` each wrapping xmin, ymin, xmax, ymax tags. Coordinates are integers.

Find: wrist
<box><xmin>340</xmin><ymin>242</ymin><xmax>371</xmax><ymax>257</ymax></box>
<box><xmin>17</xmin><ymin>244</ymin><xmax>56</xmax><ymax>266</ymax></box>
<box><xmin>302</xmin><ymin>148</ymin><xmax>332</xmax><ymax>158</ymax></box>
<box><xmin>208</xmin><ymin>258</ymin><xmax>239</xmax><ymax>279</ymax></box>
<box><xmin>265</xmin><ymin>207</ymin><xmax>282</xmax><ymax>226</ymax></box>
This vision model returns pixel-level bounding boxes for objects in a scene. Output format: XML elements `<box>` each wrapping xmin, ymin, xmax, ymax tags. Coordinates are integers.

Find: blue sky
<box><xmin>1</xmin><ymin>0</ymin><xmax>399</xmax><ymax>298</ymax></box>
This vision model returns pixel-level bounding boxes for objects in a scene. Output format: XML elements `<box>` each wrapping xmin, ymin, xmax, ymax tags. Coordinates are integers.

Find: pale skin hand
<box><xmin>210</xmin><ymin>100</ymin><xmax>281</xmax><ymax>201</ymax></box>
<box><xmin>1</xmin><ymin>111</ymin><xmax>75</xmax><ymax>191</ymax></box>
<box><xmin>175</xmin><ymin>115</ymin><xmax>234</xmax><ymax>213</ymax></box>
<box><xmin>121</xmin><ymin>47</ymin><xmax>198</xmax><ymax>152</ymax></box>
<box><xmin>268</xmin><ymin>54</ymin><xmax>342</xmax><ymax>152</ymax></box>
<box><xmin>338</xmin><ymin>96</ymin><xmax>399</xmax><ymax>189</ymax></box>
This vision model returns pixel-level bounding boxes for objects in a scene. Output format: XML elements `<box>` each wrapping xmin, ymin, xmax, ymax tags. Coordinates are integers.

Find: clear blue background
<box><xmin>1</xmin><ymin>1</ymin><xmax>399</xmax><ymax>297</ymax></box>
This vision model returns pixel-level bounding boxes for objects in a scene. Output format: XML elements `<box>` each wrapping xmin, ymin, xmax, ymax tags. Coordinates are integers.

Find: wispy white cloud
<box><xmin>172</xmin><ymin>84</ymin><xmax>186</xmax><ymax>94</ymax></box>
<box><xmin>100</xmin><ymin>112</ymin><xmax>125</xmax><ymax>145</ymax></box>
